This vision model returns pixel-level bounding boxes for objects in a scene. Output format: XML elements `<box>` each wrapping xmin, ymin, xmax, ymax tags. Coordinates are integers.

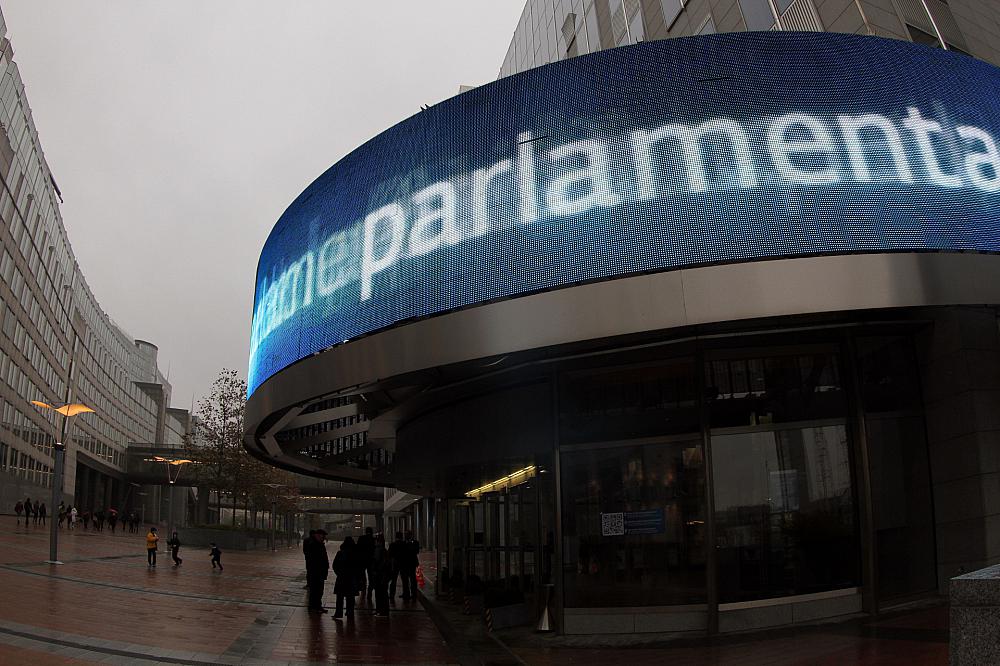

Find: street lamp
<box><xmin>145</xmin><ymin>455</ymin><xmax>194</xmax><ymax>536</ymax></box>
<box><xmin>31</xmin><ymin>400</ymin><xmax>94</xmax><ymax>565</ymax></box>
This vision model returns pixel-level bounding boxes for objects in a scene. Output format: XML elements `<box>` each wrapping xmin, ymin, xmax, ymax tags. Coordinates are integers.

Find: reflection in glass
<box><xmin>712</xmin><ymin>425</ymin><xmax>859</xmax><ymax>602</ymax></box>
<box><xmin>561</xmin><ymin>440</ymin><xmax>706</xmax><ymax>607</ymax></box>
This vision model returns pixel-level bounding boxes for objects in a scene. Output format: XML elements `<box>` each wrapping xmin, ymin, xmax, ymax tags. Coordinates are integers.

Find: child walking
<box><xmin>168</xmin><ymin>531</ymin><xmax>183</xmax><ymax>566</ymax></box>
<box><xmin>210</xmin><ymin>543</ymin><xmax>223</xmax><ymax>571</ymax></box>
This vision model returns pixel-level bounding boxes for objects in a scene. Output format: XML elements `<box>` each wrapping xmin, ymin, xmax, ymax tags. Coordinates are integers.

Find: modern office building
<box><xmin>499</xmin><ymin>0</ymin><xmax>1000</xmax><ymax>77</ymax></box>
<box><xmin>0</xmin><ymin>8</ymin><xmax>191</xmax><ymax>516</ymax></box>
<box><xmin>246</xmin><ymin>3</ymin><xmax>1000</xmax><ymax>635</ymax></box>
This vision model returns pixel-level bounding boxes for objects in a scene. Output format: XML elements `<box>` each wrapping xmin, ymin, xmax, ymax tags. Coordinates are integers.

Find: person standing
<box><xmin>403</xmin><ymin>531</ymin><xmax>421</xmax><ymax>599</ymax></box>
<box><xmin>303</xmin><ymin>529</ymin><xmax>329</xmax><ymax>613</ymax></box>
<box><xmin>167</xmin><ymin>531</ymin><xmax>182</xmax><ymax>566</ymax></box>
<box><xmin>388</xmin><ymin>532</ymin><xmax>407</xmax><ymax>600</ymax></box>
<box><xmin>14</xmin><ymin>500</ymin><xmax>22</xmax><ymax>526</ymax></box>
<box><xmin>356</xmin><ymin>527</ymin><xmax>376</xmax><ymax>598</ymax></box>
<box><xmin>38</xmin><ymin>503</ymin><xmax>46</xmax><ymax>526</ymax></box>
<box><xmin>210</xmin><ymin>543</ymin><xmax>223</xmax><ymax>571</ymax></box>
<box><xmin>373</xmin><ymin>534</ymin><xmax>392</xmax><ymax>618</ymax></box>
<box><xmin>146</xmin><ymin>527</ymin><xmax>159</xmax><ymax>568</ymax></box>
<box><xmin>332</xmin><ymin>537</ymin><xmax>358</xmax><ymax>619</ymax></box>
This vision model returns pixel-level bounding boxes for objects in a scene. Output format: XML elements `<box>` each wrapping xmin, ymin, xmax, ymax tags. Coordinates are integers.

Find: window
<box><xmin>712</xmin><ymin>425</ymin><xmax>859</xmax><ymax>602</ymax></box>
<box><xmin>706</xmin><ymin>351</ymin><xmax>845</xmax><ymax>428</ymax></box>
<box><xmin>562</xmin><ymin>438</ymin><xmax>707</xmax><ymax>606</ymax></box>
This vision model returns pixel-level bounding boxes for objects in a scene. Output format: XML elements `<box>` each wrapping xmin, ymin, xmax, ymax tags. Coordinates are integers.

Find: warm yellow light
<box><xmin>146</xmin><ymin>456</ymin><xmax>195</xmax><ymax>465</ymax></box>
<box><xmin>31</xmin><ymin>401</ymin><xmax>94</xmax><ymax>417</ymax></box>
<box><xmin>465</xmin><ymin>465</ymin><xmax>537</xmax><ymax>499</ymax></box>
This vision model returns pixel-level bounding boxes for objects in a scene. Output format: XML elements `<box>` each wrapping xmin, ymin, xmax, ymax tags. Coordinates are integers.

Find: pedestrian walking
<box><xmin>209</xmin><ymin>543</ymin><xmax>223</xmax><ymax>571</ymax></box>
<box><xmin>108</xmin><ymin>510</ymin><xmax>117</xmax><ymax>534</ymax></box>
<box><xmin>373</xmin><ymin>534</ymin><xmax>392</xmax><ymax>617</ymax></box>
<box><xmin>23</xmin><ymin>497</ymin><xmax>32</xmax><ymax>526</ymax></box>
<box><xmin>303</xmin><ymin>529</ymin><xmax>329</xmax><ymax>613</ymax></box>
<box><xmin>14</xmin><ymin>500</ymin><xmax>22</xmax><ymax>525</ymax></box>
<box><xmin>332</xmin><ymin>537</ymin><xmax>359</xmax><ymax>619</ymax></box>
<box><xmin>38</xmin><ymin>502</ymin><xmax>46</xmax><ymax>526</ymax></box>
<box><xmin>356</xmin><ymin>527</ymin><xmax>375</xmax><ymax>598</ymax></box>
<box><xmin>32</xmin><ymin>500</ymin><xmax>40</xmax><ymax>526</ymax></box>
<box><xmin>57</xmin><ymin>502</ymin><xmax>65</xmax><ymax>529</ymax></box>
<box><xmin>81</xmin><ymin>510</ymin><xmax>90</xmax><ymax>530</ymax></box>
<box><xmin>167</xmin><ymin>531</ymin><xmax>183</xmax><ymax>566</ymax></box>
<box><xmin>69</xmin><ymin>506</ymin><xmax>77</xmax><ymax>530</ymax></box>
<box><xmin>146</xmin><ymin>527</ymin><xmax>159</xmax><ymax>568</ymax></box>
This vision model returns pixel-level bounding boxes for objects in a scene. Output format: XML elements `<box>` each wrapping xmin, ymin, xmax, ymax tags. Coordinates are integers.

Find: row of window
<box><xmin>0</xmin><ymin>440</ymin><xmax>52</xmax><ymax>488</ymax></box>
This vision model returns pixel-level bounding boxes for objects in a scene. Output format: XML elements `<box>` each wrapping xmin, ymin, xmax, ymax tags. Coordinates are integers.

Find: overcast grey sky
<box><xmin>1</xmin><ymin>1</ymin><xmax>522</xmax><ymax>408</ymax></box>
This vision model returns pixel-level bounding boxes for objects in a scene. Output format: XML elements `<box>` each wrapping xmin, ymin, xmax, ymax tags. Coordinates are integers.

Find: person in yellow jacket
<box><xmin>146</xmin><ymin>527</ymin><xmax>159</xmax><ymax>568</ymax></box>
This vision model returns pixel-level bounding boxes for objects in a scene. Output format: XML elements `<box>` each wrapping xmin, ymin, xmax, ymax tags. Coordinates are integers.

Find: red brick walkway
<box><xmin>0</xmin><ymin>522</ymin><xmax>953</xmax><ymax>665</ymax></box>
<box><xmin>0</xmin><ymin>523</ymin><xmax>455</xmax><ymax>664</ymax></box>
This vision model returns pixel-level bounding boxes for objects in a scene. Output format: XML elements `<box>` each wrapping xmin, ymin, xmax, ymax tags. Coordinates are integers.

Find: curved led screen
<box><xmin>249</xmin><ymin>32</ymin><xmax>1000</xmax><ymax>396</ymax></box>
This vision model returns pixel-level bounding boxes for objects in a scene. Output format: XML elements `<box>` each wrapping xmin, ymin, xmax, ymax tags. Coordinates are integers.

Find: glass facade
<box><xmin>551</xmin><ymin>333</ymin><xmax>934</xmax><ymax>615</ymax></box>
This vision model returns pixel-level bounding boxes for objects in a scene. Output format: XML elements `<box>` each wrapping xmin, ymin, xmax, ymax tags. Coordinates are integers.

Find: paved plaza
<box><xmin>0</xmin><ymin>524</ymin><xmax>951</xmax><ymax>665</ymax></box>
<box><xmin>0</xmin><ymin>525</ymin><xmax>454</xmax><ymax>665</ymax></box>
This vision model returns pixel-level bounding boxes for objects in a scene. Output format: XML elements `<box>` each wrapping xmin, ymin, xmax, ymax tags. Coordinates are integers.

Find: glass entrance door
<box><xmin>711</xmin><ymin>423</ymin><xmax>859</xmax><ymax>602</ymax></box>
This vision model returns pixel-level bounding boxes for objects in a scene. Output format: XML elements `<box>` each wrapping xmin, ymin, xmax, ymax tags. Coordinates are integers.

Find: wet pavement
<box><xmin>0</xmin><ymin>523</ymin><xmax>952</xmax><ymax>665</ymax></box>
<box><xmin>0</xmin><ymin>524</ymin><xmax>454</xmax><ymax>664</ymax></box>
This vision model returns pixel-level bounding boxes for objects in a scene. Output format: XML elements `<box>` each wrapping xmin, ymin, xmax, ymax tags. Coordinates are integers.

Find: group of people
<box><xmin>304</xmin><ymin>528</ymin><xmax>421</xmax><ymax>619</ymax></box>
<box><xmin>143</xmin><ymin>526</ymin><xmax>223</xmax><ymax>570</ymax></box>
<box><xmin>12</xmin><ymin>498</ymin><xmax>142</xmax><ymax>534</ymax></box>
<box><xmin>13</xmin><ymin>497</ymin><xmax>47</xmax><ymax>525</ymax></box>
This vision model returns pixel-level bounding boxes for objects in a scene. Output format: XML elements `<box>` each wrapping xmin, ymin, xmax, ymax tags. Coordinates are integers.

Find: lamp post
<box><xmin>31</xmin><ymin>401</ymin><xmax>94</xmax><ymax>564</ymax></box>
<box><xmin>146</xmin><ymin>456</ymin><xmax>194</xmax><ymax>536</ymax></box>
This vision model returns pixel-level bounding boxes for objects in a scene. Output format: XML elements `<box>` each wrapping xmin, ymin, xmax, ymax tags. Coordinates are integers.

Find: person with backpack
<box><xmin>167</xmin><ymin>531</ymin><xmax>182</xmax><ymax>566</ymax></box>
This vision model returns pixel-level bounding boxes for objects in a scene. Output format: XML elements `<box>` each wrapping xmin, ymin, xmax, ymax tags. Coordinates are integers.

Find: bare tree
<box><xmin>185</xmin><ymin>368</ymin><xmax>300</xmax><ymax>527</ymax></box>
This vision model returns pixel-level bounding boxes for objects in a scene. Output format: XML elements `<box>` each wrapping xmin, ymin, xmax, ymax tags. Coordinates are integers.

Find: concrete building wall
<box><xmin>499</xmin><ymin>0</ymin><xmax>1000</xmax><ymax>79</ymax></box>
<box><xmin>0</xmin><ymin>7</ymin><xmax>189</xmax><ymax>512</ymax></box>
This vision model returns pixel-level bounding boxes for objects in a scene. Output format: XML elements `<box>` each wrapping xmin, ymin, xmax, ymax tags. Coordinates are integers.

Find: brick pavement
<box><xmin>0</xmin><ymin>524</ymin><xmax>456</xmax><ymax>665</ymax></box>
<box><xmin>0</xmin><ymin>522</ymin><xmax>954</xmax><ymax>665</ymax></box>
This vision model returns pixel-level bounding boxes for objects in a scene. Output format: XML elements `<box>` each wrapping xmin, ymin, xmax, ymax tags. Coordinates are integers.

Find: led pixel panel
<box><xmin>249</xmin><ymin>32</ymin><xmax>1000</xmax><ymax>396</ymax></box>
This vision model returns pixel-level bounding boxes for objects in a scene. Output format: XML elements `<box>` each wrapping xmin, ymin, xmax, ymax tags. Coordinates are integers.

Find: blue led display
<box><xmin>249</xmin><ymin>32</ymin><xmax>1000</xmax><ymax>396</ymax></box>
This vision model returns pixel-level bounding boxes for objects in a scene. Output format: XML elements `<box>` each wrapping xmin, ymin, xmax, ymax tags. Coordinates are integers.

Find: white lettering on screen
<box><xmin>250</xmin><ymin>106</ymin><xmax>1000</xmax><ymax>362</ymax></box>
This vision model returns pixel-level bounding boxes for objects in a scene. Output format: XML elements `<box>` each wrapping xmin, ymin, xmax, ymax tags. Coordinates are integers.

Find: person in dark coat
<box><xmin>402</xmin><ymin>531</ymin><xmax>421</xmax><ymax>599</ymax></box>
<box><xmin>303</xmin><ymin>530</ymin><xmax>329</xmax><ymax>613</ymax></box>
<box><xmin>388</xmin><ymin>532</ymin><xmax>408</xmax><ymax>600</ymax></box>
<box><xmin>356</xmin><ymin>527</ymin><xmax>376</xmax><ymax>597</ymax></box>
<box><xmin>332</xmin><ymin>537</ymin><xmax>358</xmax><ymax>619</ymax></box>
<box><xmin>372</xmin><ymin>534</ymin><xmax>392</xmax><ymax>617</ymax></box>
